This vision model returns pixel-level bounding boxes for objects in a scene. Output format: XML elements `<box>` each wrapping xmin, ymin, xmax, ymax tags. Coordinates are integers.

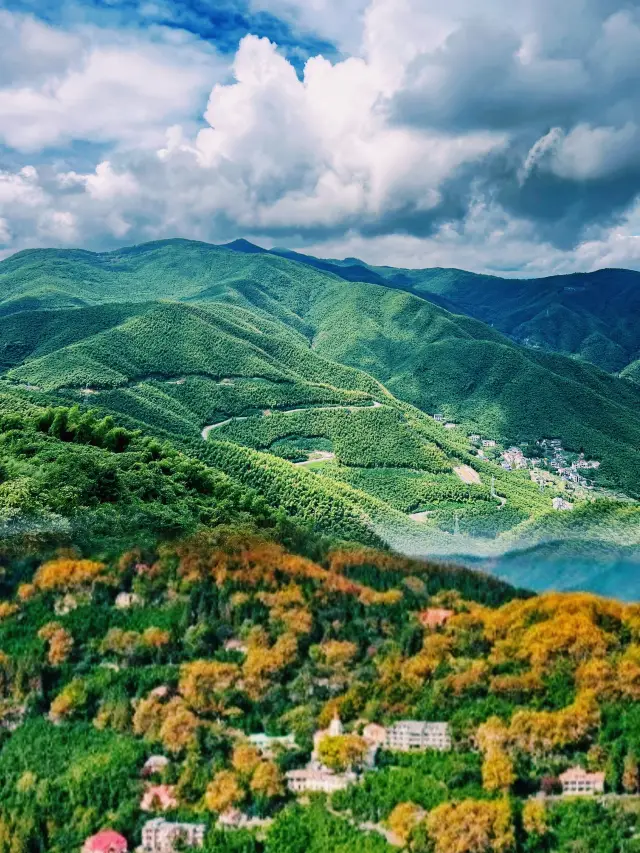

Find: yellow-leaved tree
<box><xmin>231</xmin><ymin>744</ymin><xmax>262</xmax><ymax>778</ymax></box>
<box><xmin>317</xmin><ymin>734</ymin><xmax>368</xmax><ymax>772</ymax></box>
<box><xmin>386</xmin><ymin>802</ymin><xmax>424</xmax><ymax>844</ymax></box>
<box><xmin>427</xmin><ymin>798</ymin><xmax>515</xmax><ymax>853</ymax></box>
<box><xmin>205</xmin><ymin>770</ymin><xmax>244</xmax><ymax>813</ymax></box>
<box><xmin>250</xmin><ymin>761</ymin><xmax>284</xmax><ymax>800</ymax></box>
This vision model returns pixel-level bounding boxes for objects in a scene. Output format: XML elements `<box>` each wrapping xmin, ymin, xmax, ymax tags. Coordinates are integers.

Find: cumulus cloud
<box><xmin>0</xmin><ymin>9</ymin><xmax>225</xmax><ymax>151</ymax></box>
<box><xmin>0</xmin><ymin>0</ymin><xmax>640</xmax><ymax>275</ymax></box>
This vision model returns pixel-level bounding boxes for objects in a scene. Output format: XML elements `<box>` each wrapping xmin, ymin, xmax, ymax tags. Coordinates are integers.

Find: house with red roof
<box><xmin>418</xmin><ymin>608</ymin><xmax>454</xmax><ymax>630</ymax></box>
<box><xmin>82</xmin><ymin>830</ymin><xmax>128</xmax><ymax>853</ymax></box>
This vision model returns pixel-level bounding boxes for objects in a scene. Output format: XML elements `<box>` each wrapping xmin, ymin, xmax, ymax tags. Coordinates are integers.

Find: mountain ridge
<box><xmin>0</xmin><ymin>237</ymin><xmax>639</xmax><ymax>596</ymax></box>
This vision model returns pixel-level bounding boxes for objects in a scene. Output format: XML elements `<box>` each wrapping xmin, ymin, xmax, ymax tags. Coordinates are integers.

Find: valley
<box><xmin>0</xmin><ymin>238</ymin><xmax>638</xmax><ymax>597</ymax></box>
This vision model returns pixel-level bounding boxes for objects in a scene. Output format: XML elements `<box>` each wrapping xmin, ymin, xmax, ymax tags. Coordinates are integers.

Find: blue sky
<box><xmin>0</xmin><ymin>0</ymin><xmax>639</xmax><ymax>275</ymax></box>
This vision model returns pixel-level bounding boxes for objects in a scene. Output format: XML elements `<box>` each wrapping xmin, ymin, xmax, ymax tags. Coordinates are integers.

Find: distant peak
<box><xmin>222</xmin><ymin>238</ymin><xmax>267</xmax><ymax>254</ymax></box>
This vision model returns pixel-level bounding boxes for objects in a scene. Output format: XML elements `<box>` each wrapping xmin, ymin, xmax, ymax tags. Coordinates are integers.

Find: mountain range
<box><xmin>0</xmin><ymin>237</ymin><xmax>638</xmax><ymax>598</ymax></box>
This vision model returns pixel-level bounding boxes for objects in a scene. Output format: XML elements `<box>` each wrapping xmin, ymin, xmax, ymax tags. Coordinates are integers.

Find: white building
<box><xmin>433</xmin><ymin>414</ymin><xmax>444</xmax><ymax>422</ymax></box>
<box><xmin>558</xmin><ymin>767</ymin><xmax>605</xmax><ymax>796</ymax></box>
<box><xmin>385</xmin><ymin>721</ymin><xmax>452</xmax><ymax>752</ymax></box>
<box><xmin>444</xmin><ymin>422</ymin><xmax>457</xmax><ymax>430</ymax></box>
<box><xmin>552</xmin><ymin>497</ymin><xmax>574</xmax><ymax>511</ymax></box>
<box><xmin>285</xmin><ymin>768</ymin><xmax>356</xmax><ymax>794</ymax></box>
<box><xmin>482</xmin><ymin>440</ymin><xmax>496</xmax><ymax>448</ymax></box>
<box><xmin>115</xmin><ymin>592</ymin><xmax>143</xmax><ymax>609</ymax></box>
<box><xmin>140</xmin><ymin>819</ymin><xmax>205</xmax><ymax>852</ymax></box>
<box><xmin>142</xmin><ymin>756</ymin><xmax>169</xmax><ymax>777</ymax></box>
<box><xmin>248</xmin><ymin>733</ymin><xmax>296</xmax><ymax>755</ymax></box>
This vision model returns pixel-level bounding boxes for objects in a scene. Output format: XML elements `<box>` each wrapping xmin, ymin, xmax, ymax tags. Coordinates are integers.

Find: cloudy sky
<box><xmin>1</xmin><ymin>0</ymin><xmax>639</xmax><ymax>275</ymax></box>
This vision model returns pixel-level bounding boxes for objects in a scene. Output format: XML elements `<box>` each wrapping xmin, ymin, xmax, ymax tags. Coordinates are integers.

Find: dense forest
<box><xmin>0</xmin><ymin>482</ymin><xmax>638</xmax><ymax>851</ymax></box>
<box><xmin>0</xmin><ymin>239</ymin><xmax>638</xmax><ymax>851</ymax></box>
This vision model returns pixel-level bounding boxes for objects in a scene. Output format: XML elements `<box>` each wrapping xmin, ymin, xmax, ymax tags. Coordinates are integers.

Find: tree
<box><xmin>232</xmin><ymin>744</ymin><xmax>262</xmax><ymax>778</ymax></box>
<box><xmin>317</xmin><ymin>735</ymin><xmax>368</xmax><ymax>773</ymax></box>
<box><xmin>622</xmin><ymin>753</ymin><xmax>639</xmax><ymax>794</ymax></box>
<box><xmin>522</xmin><ymin>800</ymin><xmax>548</xmax><ymax>839</ymax></box>
<box><xmin>180</xmin><ymin>660</ymin><xmax>240</xmax><ymax>715</ymax></box>
<box><xmin>427</xmin><ymin>798</ymin><xmax>515</xmax><ymax>853</ymax></box>
<box><xmin>34</xmin><ymin>558</ymin><xmax>107</xmax><ymax>591</ymax></box>
<box><xmin>142</xmin><ymin>627</ymin><xmax>171</xmax><ymax>650</ymax></box>
<box><xmin>159</xmin><ymin>698</ymin><xmax>200</xmax><ymax>755</ymax></box>
<box><xmin>387</xmin><ymin>802</ymin><xmax>424</xmax><ymax>844</ymax></box>
<box><xmin>482</xmin><ymin>748</ymin><xmax>515</xmax><ymax>794</ymax></box>
<box><xmin>38</xmin><ymin>622</ymin><xmax>74</xmax><ymax>666</ymax></box>
<box><xmin>205</xmin><ymin>770</ymin><xmax>244</xmax><ymax>813</ymax></box>
<box><xmin>250</xmin><ymin>761</ymin><xmax>284</xmax><ymax>800</ymax></box>
<box><xmin>49</xmin><ymin>679</ymin><xmax>88</xmax><ymax>721</ymax></box>
<box><xmin>317</xmin><ymin>641</ymin><xmax>358</xmax><ymax>668</ymax></box>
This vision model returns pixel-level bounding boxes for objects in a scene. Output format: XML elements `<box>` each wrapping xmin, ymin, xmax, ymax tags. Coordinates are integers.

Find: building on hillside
<box><xmin>362</xmin><ymin>723</ymin><xmax>387</xmax><ymax>745</ymax></box>
<box><xmin>433</xmin><ymin>414</ymin><xmax>444</xmax><ymax>422</ymax></box>
<box><xmin>444</xmin><ymin>422</ymin><xmax>457</xmax><ymax>430</ymax></box>
<box><xmin>140</xmin><ymin>819</ymin><xmax>205</xmax><ymax>852</ymax></box>
<box><xmin>217</xmin><ymin>808</ymin><xmax>265</xmax><ymax>829</ymax></box>
<box><xmin>141</xmin><ymin>756</ymin><xmax>169</xmax><ymax>778</ymax></box>
<box><xmin>552</xmin><ymin>497</ymin><xmax>574</xmax><ymax>511</ymax></box>
<box><xmin>115</xmin><ymin>592</ymin><xmax>143</xmax><ymax>609</ymax></box>
<box><xmin>558</xmin><ymin>767</ymin><xmax>605</xmax><ymax>796</ymax></box>
<box><xmin>248</xmin><ymin>732</ymin><xmax>296</xmax><ymax>755</ymax></box>
<box><xmin>82</xmin><ymin>830</ymin><xmax>128</xmax><ymax>853</ymax></box>
<box><xmin>285</xmin><ymin>768</ymin><xmax>357</xmax><ymax>794</ymax></box>
<box><xmin>385</xmin><ymin>721</ymin><xmax>452</xmax><ymax>752</ymax></box>
<box><xmin>469</xmin><ymin>434</ymin><xmax>481</xmax><ymax>442</ymax></box>
<box><xmin>418</xmin><ymin>608</ymin><xmax>454</xmax><ymax>631</ymax></box>
<box><xmin>223</xmin><ymin>638</ymin><xmax>248</xmax><ymax>654</ymax></box>
<box><xmin>141</xmin><ymin>785</ymin><xmax>178</xmax><ymax>812</ymax></box>
<box><xmin>482</xmin><ymin>439</ymin><xmax>496</xmax><ymax>448</ymax></box>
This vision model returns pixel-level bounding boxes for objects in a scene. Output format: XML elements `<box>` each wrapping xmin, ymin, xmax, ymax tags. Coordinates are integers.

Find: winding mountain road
<box><xmin>201</xmin><ymin>400</ymin><xmax>382</xmax><ymax>441</ymax></box>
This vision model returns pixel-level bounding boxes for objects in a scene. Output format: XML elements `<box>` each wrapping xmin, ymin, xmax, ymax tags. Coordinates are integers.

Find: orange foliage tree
<box><xmin>427</xmin><ymin>798</ymin><xmax>515</xmax><ymax>853</ymax></box>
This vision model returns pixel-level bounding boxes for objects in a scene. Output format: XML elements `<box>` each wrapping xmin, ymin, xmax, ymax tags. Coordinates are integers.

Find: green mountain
<box><xmin>0</xmin><ymin>238</ymin><xmax>639</xmax><ymax>596</ymax></box>
<box><xmin>270</xmin><ymin>247</ymin><xmax>640</xmax><ymax>375</ymax></box>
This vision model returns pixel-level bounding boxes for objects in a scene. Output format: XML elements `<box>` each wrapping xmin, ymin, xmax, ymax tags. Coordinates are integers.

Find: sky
<box><xmin>0</xmin><ymin>0</ymin><xmax>639</xmax><ymax>275</ymax></box>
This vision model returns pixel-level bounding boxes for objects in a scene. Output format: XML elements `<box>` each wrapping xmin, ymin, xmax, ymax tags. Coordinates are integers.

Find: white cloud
<box><xmin>0</xmin><ymin>10</ymin><xmax>226</xmax><ymax>152</ymax></box>
<box><xmin>0</xmin><ymin>0</ymin><xmax>639</xmax><ymax>277</ymax></box>
<box><xmin>248</xmin><ymin>0</ymin><xmax>369</xmax><ymax>53</ymax></box>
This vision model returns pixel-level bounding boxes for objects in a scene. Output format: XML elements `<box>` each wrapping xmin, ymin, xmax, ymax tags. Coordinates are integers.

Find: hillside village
<box><xmin>430</xmin><ymin>413</ymin><xmax>606</xmax><ymax>512</ymax></box>
<box><xmin>74</xmin><ymin>605</ymin><xmax>639</xmax><ymax>853</ymax></box>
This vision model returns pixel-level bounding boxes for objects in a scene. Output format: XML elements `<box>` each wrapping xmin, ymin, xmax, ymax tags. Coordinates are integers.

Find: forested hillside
<box><xmin>0</xmin><ymin>508</ymin><xmax>637</xmax><ymax>853</ymax></box>
<box><xmin>269</xmin><ymin>246</ymin><xmax>640</xmax><ymax>375</ymax></box>
<box><xmin>0</xmin><ymin>239</ymin><xmax>639</xmax><ymax>597</ymax></box>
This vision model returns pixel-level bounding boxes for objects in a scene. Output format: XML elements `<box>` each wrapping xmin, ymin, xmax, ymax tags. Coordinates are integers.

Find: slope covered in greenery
<box><xmin>270</xmin><ymin>247</ymin><xmax>640</xmax><ymax>375</ymax></box>
<box><xmin>0</xmin><ymin>239</ymin><xmax>639</xmax><ymax>596</ymax></box>
<box><xmin>0</xmin><ymin>514</ymin><xmax>637</xmax><ymax>853</ymax></box>
<box><xmin>2</xmin><ymin>239</ymin><xmax>640</xmax><ymax>496</ymax></box>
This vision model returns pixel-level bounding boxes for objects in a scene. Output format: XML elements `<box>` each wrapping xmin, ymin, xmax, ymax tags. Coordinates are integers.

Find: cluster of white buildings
<box><xmin>501</xmin><ymin>447</ymin><xmax>528</xmax><ymax>471</ymax></box>
<box><xmin>284</xmin><ymin>714</ymin><xmax>452</xmax><ymax>795</ymax></box>
<box><xmin>537</xmin><ymin>441</ymin><xmax>599</xmax><ymax>488</ymax></box>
